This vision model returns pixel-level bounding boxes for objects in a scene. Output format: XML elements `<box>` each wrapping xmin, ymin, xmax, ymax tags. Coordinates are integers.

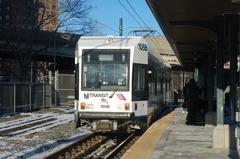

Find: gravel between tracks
<box><xmin>0</xmin><ymin>107</ymin><xmax>91</xmax><ymax>159</ymax></box>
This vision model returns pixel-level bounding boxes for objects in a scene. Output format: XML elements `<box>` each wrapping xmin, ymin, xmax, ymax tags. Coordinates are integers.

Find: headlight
<box><xmin>81</xmin><ymin>103</ymin><xmax>85</xmax><ymax>110</ymax></box>
<box><xmin>117</xmin><ymin>104</ymin><xmax>124</xmax><ymax>109</ymax></box>
<box><xmin>86</xmin><ymin>104</ymin><xmax>94</xmax><ymax>109</ymax></box>
<box><xmin>125</xmin><ymin>103</ymin><xmax>130</xmax><ymax>110</ymax></box>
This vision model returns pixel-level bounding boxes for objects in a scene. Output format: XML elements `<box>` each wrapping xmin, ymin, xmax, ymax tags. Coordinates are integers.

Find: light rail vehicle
<box><xmin>74</xmin><ymin>36</ymin><xmax>173</xmax><ymax>133</ymax></box>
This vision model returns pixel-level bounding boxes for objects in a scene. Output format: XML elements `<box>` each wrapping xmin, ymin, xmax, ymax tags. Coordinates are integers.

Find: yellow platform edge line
<box><xmin>121</xmin><ymin>109</ymin><xmax>177</xmax><ymax>159</ymax></box>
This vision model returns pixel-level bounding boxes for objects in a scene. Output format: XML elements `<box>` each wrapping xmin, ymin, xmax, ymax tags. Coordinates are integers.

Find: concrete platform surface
<box><xmin>121</xmin><ymin>107</ymin><xmax>240</xmax><ymax>159</ymax></box>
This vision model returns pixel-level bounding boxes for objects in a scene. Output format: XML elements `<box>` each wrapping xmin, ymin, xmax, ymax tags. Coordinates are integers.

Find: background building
<box><xmin>37</xmin><ymin>0</ymin><xmax>58</xmax><ymax>31</ymax></box>
<box><xmin>0</xmin><ymin>0</ymin><xmax>58</xmax><ymax>31</ymax></box>
<box><xmin>0</xmin><ymin>0</ymin><xmax>59</xmax><ymax>82</ymax></box>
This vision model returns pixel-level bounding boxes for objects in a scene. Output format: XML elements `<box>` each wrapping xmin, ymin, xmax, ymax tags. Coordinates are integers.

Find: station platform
<box><xmin>121</xmin><ymin>107</ymin><xmax>240</xmax><ymax>159</ymax></box>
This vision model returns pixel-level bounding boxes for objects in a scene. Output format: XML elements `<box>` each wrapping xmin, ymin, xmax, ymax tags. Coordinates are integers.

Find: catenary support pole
<box><xmin>119</xmin><ymin>18</ymin><xmax>123</xmax><ymax>36</ymax></box>
<box><xmin>207</xmin><ymin>51</ymin><xmax>215</xmax><ymax>112</ymax></box>
<box><xmin>229</xmin><ymin>15</ymin><xmax>238</xmax><ymax>126</ymax></box>
<box><xmin>216</xmin><ymin>18</ymin><xmax>224</xmax><ymax>125</ymax></box>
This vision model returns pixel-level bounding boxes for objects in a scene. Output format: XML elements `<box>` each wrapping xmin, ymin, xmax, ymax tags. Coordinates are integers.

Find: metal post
<box><xmin>43</xmin><ymin>83</ymin><xmax>45</xmax><ymax>108</ymax></box>
<box><xmin>55</xmin><ymin>70</ymin><xmax>58</xmax><ymax>106</ymax></box>
<box><xmin>119</xmin><ymin>18</ymin><xmax>123</xmax><ymax>36</ymax></box>
<box><xmin>54</xmin><ymin>34</ymin><xmax>57</xmax><ymax>107</ymax></box>
<box><xmin>207</xmin><ymin>52</ymin><xmax>214</xmax><ymax>111</ymax></box>
<box><xmin>30</xmin><ymin>83</ymin><xmax>32</xmax><ymax>111</ymax></box>
<box><xmin>216</xmin><ymin>18</ymin><xmax>224</xmax><ymax>125</ymax></box>
<box><xmin>30</xmin><ymin>62</ymin><xmax>33</xmax><ymax>83</ymax></box>
<box><xmin>194</xmin><ymin>68</ymin><xmax>199</xmax><ymax>82</ymax></box>
<box><xmin>183</xmin><ymin>71</ymin><xmax>185</xmax><ymax>89</ymax></box>
<box><xmin>13</xmin><ymin>83</ymin><xmax>16</xmax><ymax>113</ymax></box>
<box><xmin>229</xmin><ymin>15</ymin><xmax>238</xmax><ymax>126</ymax></box>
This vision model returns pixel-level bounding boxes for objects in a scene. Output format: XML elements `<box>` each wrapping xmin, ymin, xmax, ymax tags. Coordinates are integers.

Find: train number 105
<box><xmin>138</xmin><ymin>43</ymin><xmax>148</xmax><ymax>51</ymax></box>
<box><xmin>101</xmin><ymin>105</ymin><xmax>110</xmax><ymax>108</ymax></box>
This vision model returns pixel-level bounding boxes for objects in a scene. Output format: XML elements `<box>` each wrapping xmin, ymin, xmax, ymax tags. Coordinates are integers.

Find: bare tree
<box><xmin>0</xmin><ymin>0</ymin><xmax>100</xmax><ymax>82</ymax></box>
<box><xmin>57</xmin><ymin>0</ymin><xmax>101</xmax><ymax>35</ymax></box>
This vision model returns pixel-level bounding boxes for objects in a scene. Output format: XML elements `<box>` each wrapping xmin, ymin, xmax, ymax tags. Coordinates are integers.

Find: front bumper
<box><xmin>75</xmin><ymin>111</ymin><xmax>135</xmax><ymax>119</ymax></box>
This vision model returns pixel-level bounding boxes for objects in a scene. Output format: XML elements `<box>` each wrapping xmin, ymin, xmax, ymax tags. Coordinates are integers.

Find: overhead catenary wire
<box><xmin>126</xmin><ymin>0</ymin><xmax>151</xmax><ymax>31</ymax></box>
<box><xmin>87</xmin><ymin>1</ymin><xmax>163</xmax><ymax>38</ymax></box>
<box><xmin>86</xmin><ymin>16</ymin><xmax>119</xmax><ymax>33</ymax></box>
<box><xmin>117</xmin><ymin>0</ymin><xmax>144</xmax><ymax>29</ymax></box>
<box><xmin>87</xmin><ymin>1</ymin><xmax>165</xmax><ymax>54</ymax></box>
<box><xmin>123</xmin><ymin>0</ymin><xmax>165</xmax><ymax>54</ymax></box>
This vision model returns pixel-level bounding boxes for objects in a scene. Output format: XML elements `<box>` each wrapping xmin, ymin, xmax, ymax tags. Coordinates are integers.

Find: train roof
<box><xmin>148</xmin><ymin>47</ymin><xmax>171</xmax><ymax>69</ymax></box>
<box><xmin>77</xmin><ymin>36</ymin><xmax>171</xmax><ymax>69</ymax></box>
<box><xmin>78</xmin><ymin>36</ymin><xmax>145</xmax><ymax>48</ymax></box>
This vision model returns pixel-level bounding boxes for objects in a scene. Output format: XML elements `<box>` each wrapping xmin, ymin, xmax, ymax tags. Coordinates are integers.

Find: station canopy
<box><xmin>146</xmin><ymin>0</ymin><xmax>240</xmax><ymax>71</ymax></box>
<box><xmin>144</xmin><ymin>36</ymin><xmax>180</xmax><ymax>67</ymax></box>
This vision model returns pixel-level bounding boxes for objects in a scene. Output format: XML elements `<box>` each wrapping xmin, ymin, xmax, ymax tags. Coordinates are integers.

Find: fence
<box><xmin>0</xmin><ymin>83</ymin><xmax>55</xmax><ymax>115</ymax></box>
<box><xmin>54</xmin><ymin>73</ymin><xmax>75</xmax><ymax>104</ymax></box>
<box><xmin>0</xmin><ymin>73</ymin><xmax>75</xmax><ymax>116</ymax></box>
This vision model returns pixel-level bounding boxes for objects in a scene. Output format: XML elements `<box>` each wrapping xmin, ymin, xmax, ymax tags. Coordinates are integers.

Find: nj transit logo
<box><xmin>116</xmin><ymin>94</ymin><xmax>126</xmax><ymax>101</ymax></box>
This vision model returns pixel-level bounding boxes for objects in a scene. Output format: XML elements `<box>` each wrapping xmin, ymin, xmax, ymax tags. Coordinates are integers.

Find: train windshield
<box><xmin>82</xmin><ymin>49</ymin><xmax>130</xmax><ymax>91</ymax></box>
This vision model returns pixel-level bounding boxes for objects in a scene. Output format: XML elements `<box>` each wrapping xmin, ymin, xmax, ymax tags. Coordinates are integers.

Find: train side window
<box><xmin>133</xmin><ymin>65</ymin><xmax>145</xmax><ymax>91</ymax></box>
<box><xmin>156</xmin><ymin>71</ymin><xmax>162</xmax><ymax>93</ymax></box>
<box><xmin>159</xmin><ymin>73</ymin><xmax>164</xmax><ymax>93</ymax></box>
<box><xmin>162</xmin><ymin>74</ymin><xmax>165</xmax><ymax>93</ymax></box>
<box><xmin>132</xmin><ymin>64</ymin><xmax>148</xmax><ymax>101</ymax></box>
<box><xmin>148</xmin><ymin>67</ymin><xmax>155</xmax><ymax>94</ymax></box>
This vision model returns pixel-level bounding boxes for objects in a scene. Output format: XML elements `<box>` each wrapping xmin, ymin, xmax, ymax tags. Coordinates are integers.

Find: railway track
<box><xmin>0</xmin><ymin>117</ymin><xmax>56</xmax><ymax>136</ymax></box>
<box><xmin>0</xmin><ymin>112</ymin><xmax>73</xmax><ymax>140</ymax></box>
<box><xmin>45</xmin><ymin>132</ymin><xmax>141</xmax><ymax>159</ymax></box>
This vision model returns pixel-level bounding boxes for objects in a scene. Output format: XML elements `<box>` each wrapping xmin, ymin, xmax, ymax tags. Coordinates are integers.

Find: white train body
<box><xmin>74</xmin><ymin>36</ymin><xmax>172</xmax><ymax>132</ymax></box>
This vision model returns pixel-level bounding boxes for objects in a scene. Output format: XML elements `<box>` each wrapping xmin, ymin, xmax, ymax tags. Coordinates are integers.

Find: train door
<box><xmin>156</xmin><ymin>71</ymin><xmax>164</xmax><ymax>112</ymax></box>
<box><xmin>154</xmin><ymin>70</ymin><xmax>160</xmax><ymax>115</ymax></box>
<box><xmin>132</xmin><ymin>64</ymin><xmax>149</xmax><ymax>130</ymax></box>
<box><xmin>165</xmin><ymin>72</ymin><xmax>172</xmax><ymax>108</ymax></box>
<box><xmin>148</xmin><ymin>66</ymin><xmax>156</xmax><ymax>121</ymax></box>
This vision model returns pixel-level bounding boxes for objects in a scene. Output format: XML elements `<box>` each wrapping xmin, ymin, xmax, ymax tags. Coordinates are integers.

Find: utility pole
<box><xmin>119</xmin><ymin>18</ymin><xmax>123</xmax><ymax>36</ymax></box>
<box><xmin>54</xmin><ymin>34</ymin><xmax>57</xmax><ymax>107</ymax></box>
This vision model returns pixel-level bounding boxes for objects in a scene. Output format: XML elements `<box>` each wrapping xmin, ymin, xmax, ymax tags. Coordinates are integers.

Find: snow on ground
<box><xmin>0</xmin><ymin>107</ymin><xmax>92</xmax><ymax>159</ymax></box>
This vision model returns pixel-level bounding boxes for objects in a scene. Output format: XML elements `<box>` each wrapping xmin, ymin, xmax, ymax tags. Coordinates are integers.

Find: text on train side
<box><xmin>84</xmin><ymin>93</ymin><xmax>109</xmax><ymax>99</ymax></box>
<box><xmin>101</xmin><ymin>105</ymin><xmax>110</xmax><ymax>108</ymax></box>
<box><xmin>138</xmin><ymin>43</ymin><xmax>148</xmax><ymax>51</ymax></box>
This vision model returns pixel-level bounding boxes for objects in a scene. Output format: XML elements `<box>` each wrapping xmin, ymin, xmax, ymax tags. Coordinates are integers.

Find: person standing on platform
<box><xmin>184</xmin><ymin>78</ymin><xmax>201</xmax><ymax>125</ymax></box>
<box><xmin>182</xmin><ymin>80</ymin><xmax>190</xmax><ymax>113</ymax></box>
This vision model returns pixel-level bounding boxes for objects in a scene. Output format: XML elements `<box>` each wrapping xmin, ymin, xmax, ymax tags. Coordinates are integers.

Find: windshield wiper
<box><xmin>109</xmin><ymin>78</ymin><xmax>126</xmax><ymax>98</ymax></box>
<box><xmin>109</xmin><ymin>88</ymin><xmax>118</xmax><ymax>98</ymax></box>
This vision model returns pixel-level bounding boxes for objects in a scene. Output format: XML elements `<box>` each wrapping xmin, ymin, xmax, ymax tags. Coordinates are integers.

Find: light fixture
<box><xmin>193</xmin><ymin>52</ymin><xmax>197</xmax><ymax>61</ymax></box>
<box><xmin>105</xmin><ymin>35</ymin><xmax>114</xmax><ymax>43</ymax></box>
<box><xmin>231</xmin><ymin>0</ymin><xmax>240</xmax><ymax>3</ymax></box>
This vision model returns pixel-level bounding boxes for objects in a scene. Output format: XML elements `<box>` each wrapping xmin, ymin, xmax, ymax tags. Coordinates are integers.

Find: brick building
<box><xmin>0</xmin><ymin>0</ymin><xmax>58</xmax><ymax>31</ymax></box>
<box><xmin>0</xmin><ymin>0</ymin><xmax>59</xmax><ymax>82</ymax></box>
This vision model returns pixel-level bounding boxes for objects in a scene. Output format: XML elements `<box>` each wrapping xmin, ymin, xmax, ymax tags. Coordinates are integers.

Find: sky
<box><xmin>89</xmin><ymin>0</ymin><xmax>164</xmax><ymax>36</ymax></box>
